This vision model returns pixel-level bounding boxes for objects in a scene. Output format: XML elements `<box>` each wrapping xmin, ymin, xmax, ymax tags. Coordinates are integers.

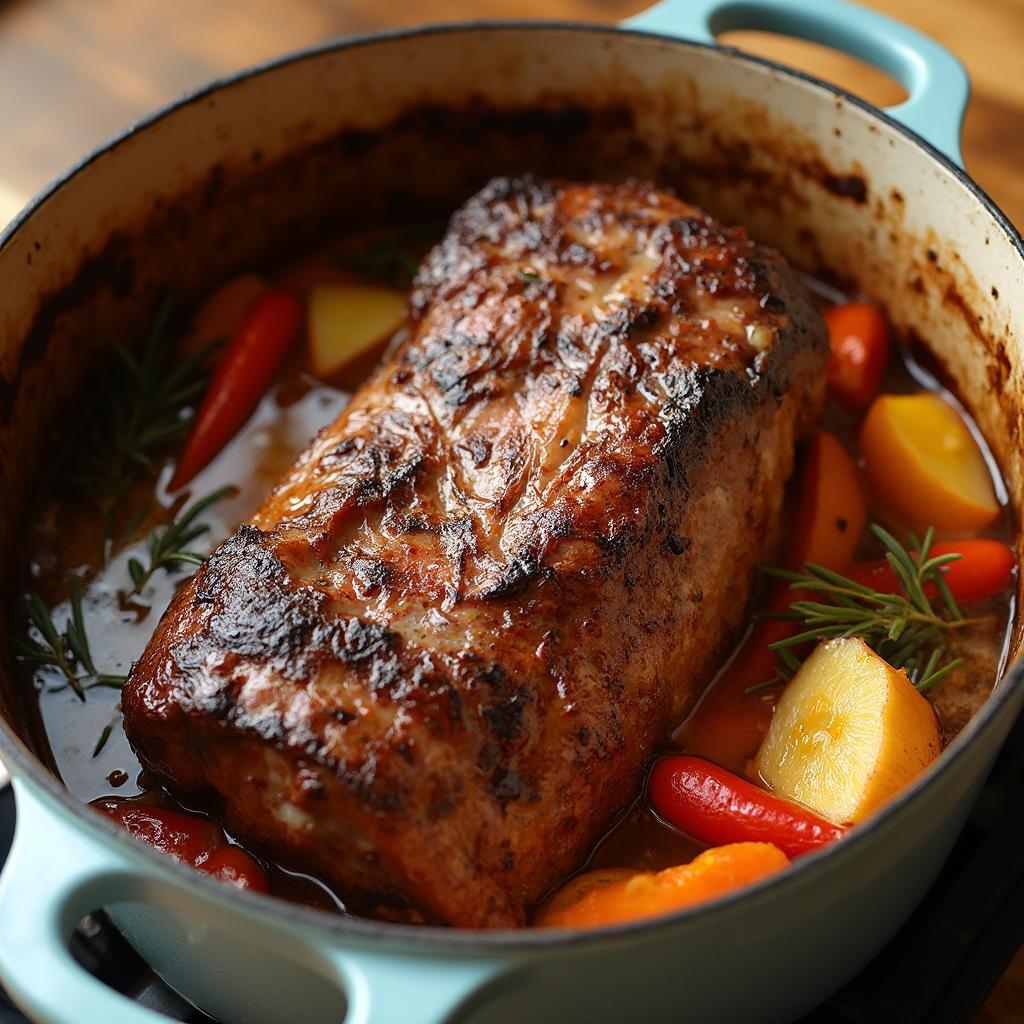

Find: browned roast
<box><xmin>123</xmin><ymin>177</ymin><xmax>827</xmax><ymax>927</ymax></box>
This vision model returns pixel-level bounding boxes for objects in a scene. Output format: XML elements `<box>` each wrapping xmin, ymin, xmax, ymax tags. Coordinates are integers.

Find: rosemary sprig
<box><xmin>126</xmin><ymin>486</ymin><xmax>233</xmax><ymax>595</ymax></box>
<box><xmin>13</xmin><ymin>579</ymin><xmax>126</xmax><ymax>701</ymax></box>
<box><xmin>761</xmin><ymin>525</ymin><xmax>982</xmax><ymax>693</ymax></box>
<box><xmin>63</xmin><ymin>295</ymin><xmax>217</xmax><ymax>540</ymax></box>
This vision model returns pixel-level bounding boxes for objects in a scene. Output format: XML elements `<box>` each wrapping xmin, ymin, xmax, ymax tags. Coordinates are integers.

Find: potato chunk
<box><xmin>308</xmin><ymin>284</ymin><xmax>405</xmax><ymax>380</ymax></box>
<box><xmin>756</xmin><ymin>638</ymin><xmax>942</xmax><ymax>824</ymax></box>
<box><xmin>859</xmin><ymin>392</ymin><xmax>999</xmax><ymax>533</ymax></box>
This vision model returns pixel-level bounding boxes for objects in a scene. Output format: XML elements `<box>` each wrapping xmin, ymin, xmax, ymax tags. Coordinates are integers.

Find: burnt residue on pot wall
<box><xmin>1</xmin><ymin>232</ymin><xmax>136</xmax><ymax>421</ymax></box>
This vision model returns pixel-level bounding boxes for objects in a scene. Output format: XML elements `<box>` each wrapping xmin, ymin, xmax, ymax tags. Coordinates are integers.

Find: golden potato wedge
<box><xmin>308</xmin><ymin>284</ymin><xmax>405</xmax><ymax>381</ymax></box>
<box><xmin>756</xmin><ymin>638</ymin><xmax>942</xmax><ymax>825</ymax></box>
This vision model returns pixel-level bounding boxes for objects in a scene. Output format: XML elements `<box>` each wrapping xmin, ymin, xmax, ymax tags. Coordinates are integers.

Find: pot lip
<box><xmin>1</xmin><ymin>17</ymin><xmax>1023</xmax><ymax>955</ymax></box>
<box><xmin>3</xmin><ymin>18</ymin><xmax>1023</xmax><ymax>262</ymax></box>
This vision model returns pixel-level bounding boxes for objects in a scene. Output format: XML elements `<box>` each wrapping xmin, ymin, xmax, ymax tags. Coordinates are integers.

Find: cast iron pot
<box><xmin>0</xmin><ymin>1</ymin><xmax>1021</xmax><ymax>1022</ymax></box>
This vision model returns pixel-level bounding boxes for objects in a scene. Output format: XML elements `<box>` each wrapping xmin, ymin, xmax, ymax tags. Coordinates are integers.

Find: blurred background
<box><xmin>0</xmin><ymin>0</ymin><xmax>1021</xmax><ymax>1019</ymax></box>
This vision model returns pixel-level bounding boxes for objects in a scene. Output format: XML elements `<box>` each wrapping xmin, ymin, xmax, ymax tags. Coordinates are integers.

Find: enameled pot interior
<box><xmin>1</xmin><ymin>23</ymin><xmax>1022</xmax><ymax>937</ymax></box>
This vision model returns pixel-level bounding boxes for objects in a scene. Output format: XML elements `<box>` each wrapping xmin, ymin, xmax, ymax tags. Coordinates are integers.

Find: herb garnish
<box><xmin>64</xmin><ymin>295</ymin><xmax>217</xmax><ymax>541</ymax></box>
<box><xmin>16</xmin><ymin>486</ymin><xmax>231</xmax><ymax>755</ymax></box>
<box><xmin>335</xmin><ymin>222</ymin><xmax>443</xmax><ymax>286</ymax></box>
<box><xmin>127</xmin><ymin>486</ymin><xmax>233</xmax><ymax>595</ymax></box>
<box><xmin>520</xmin><ymin>269</ymin><xmax>542</xmax><ymax>283</ymax></box>
<box><xmin>14</xmin><ymin>579</ymin><xmax>126</xmax><ymax>702</ymax></box>
<box><xmin>760</xmin><ymin>525</ymin><xmax>983</xmax><ymax>693</ymax></box>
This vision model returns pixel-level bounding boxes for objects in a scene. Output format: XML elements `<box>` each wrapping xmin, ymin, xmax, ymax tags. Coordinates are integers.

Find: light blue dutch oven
<box><xmin>0</xmin><ymin>1</ymin><xmax>1022</xmax><ymax>1022</ymax></box>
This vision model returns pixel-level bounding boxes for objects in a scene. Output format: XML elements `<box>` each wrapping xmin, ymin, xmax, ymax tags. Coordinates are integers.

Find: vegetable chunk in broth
<box><xmin>9</xmin><ymin>197</ymin><xmax>1016</xmax><ymax>927</ymax></box>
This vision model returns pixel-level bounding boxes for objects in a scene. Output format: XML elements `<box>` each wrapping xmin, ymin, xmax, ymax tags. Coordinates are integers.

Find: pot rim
<box><xmin>1</xmin><ymin>18</ymin><xmax>1022</xmax><ymax>953</ymax></box>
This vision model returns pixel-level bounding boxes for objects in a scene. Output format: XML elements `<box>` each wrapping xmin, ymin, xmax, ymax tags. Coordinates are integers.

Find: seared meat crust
<box><xmin>123</xmin><ymin>177</ymin><xmax>827</xmax><ymax>927</ymax></box>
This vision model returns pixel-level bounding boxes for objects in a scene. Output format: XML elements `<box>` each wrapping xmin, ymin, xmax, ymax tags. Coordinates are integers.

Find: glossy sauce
<box><xmin>10</xmin><ymin>233</ymin><xmax>1016</xmax><ymax>918</ymax></box>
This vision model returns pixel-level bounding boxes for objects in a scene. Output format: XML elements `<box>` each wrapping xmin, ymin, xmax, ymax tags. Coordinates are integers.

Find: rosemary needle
<box><xmin>93</xmin><ymin>712</ymin><xmax>121</xmax><ymax>758</ymax></box>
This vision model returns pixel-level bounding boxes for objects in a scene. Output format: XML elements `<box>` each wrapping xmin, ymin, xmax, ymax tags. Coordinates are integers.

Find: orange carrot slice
<box><xmin>790</xmin><ymin>430</ymin><xmax>867</xmax><ymax>571</ymax></box>
<box><xmin>825</xmin><ymin>302</ymin><xmax>890</xmax><ymax>411</ymax></box>
<box><xmin>535</xmin><ymin>843</ymin><xmax>789</xmax><ymax>929</ymax></box>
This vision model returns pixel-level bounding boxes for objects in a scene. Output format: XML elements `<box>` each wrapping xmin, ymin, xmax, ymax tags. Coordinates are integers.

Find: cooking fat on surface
<box><xmin>123</xmin><ymin>177</ymin><xmax>828</xmax><ymax>927</ymax></box>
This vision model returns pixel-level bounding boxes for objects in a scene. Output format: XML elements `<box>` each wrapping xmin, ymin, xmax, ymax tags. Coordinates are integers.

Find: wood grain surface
<box><xmin>0</xmin><ymin>0</ymin><xmax>1021</xmax><ymax>1018</ymax></box>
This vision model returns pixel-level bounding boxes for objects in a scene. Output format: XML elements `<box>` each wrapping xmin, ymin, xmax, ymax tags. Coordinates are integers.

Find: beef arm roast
<box><xmin>123</xmin><ymin>177</ymin><xmax>827</xmax><ymax>927</ymax></box>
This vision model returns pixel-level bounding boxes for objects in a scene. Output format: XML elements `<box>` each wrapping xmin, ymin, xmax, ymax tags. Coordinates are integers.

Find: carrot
<box><xmin>534</xmin><ymin>843</ymin><xmax>789</xmax><ymax>929</ymax></box>
<box><xmin>825</xmin><ymin>302</ymin><xmax>890</xmax><ymax>411</ymax></box>
<box><xmin>170</xmin><ymin>288</ymin><xmax>302</xmax><ymax>489</ymax></box>
<box><xmin>178</xmin><ymin>273</ymin><xmax>266</xmax><ymax>363</ymax></box>
<box><xmin>789</xmin><ymin>430</ymin><xmax>867</xmax><ymax>572</ymax></box>
<box><xmin>859</xmin><ymin>392</ymin><xmax>999</xmax><ymax>533</ymax></box>
<box><xmin>847</xmin><ymin>539</ymin><xmax>1015</xmax><ymax>603</ymax></box>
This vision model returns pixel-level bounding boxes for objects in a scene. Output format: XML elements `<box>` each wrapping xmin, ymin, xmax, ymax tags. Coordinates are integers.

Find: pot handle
<box><xmin>0</xmin><ymin>778</ymin><xmax>512</xmax><ymax>1024</ymax></box>
<box><xmin>330</xmin><ymin>949</ymin><xmax>509</xmax><ymax>1024</ymax></box>
<box><xmin>0</xmin><ymin>779</ymin><xmax>178</xmax><ymax>1024</ymax></box>
<box><xmin>623</xmin><ymin>0</ymin><xmax>970</xmax><ymax>166</ymax></box>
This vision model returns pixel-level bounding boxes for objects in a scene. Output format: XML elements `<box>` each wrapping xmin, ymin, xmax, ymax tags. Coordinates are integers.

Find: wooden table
<box><xmin>0</xmin><ymin>0</ymin><xmax>1021</xmax><ymax>1018</ymax></box>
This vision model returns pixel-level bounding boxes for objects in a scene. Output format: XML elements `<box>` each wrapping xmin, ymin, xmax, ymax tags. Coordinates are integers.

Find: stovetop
<box><xmin>2</xmin><ymin>714</ymin><xmax>1023</xmax><ymax>1024</ymax></box>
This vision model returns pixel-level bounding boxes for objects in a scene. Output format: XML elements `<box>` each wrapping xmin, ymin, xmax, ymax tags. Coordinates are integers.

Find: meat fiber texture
<box><xmin>124</xmin><ymin>177</ymin><xmax>827</xmax><ymax>927</ymax></box>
